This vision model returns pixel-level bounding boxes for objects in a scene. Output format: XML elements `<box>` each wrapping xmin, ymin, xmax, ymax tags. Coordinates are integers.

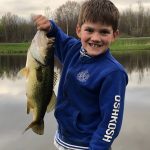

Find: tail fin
<box><xmin>23</xmin><ymin>120</ymin><xmax>44</xmax><ymax>135</ymax></box>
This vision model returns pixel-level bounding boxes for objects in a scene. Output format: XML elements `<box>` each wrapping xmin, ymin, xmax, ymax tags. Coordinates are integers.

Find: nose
<box><xmin>91</xmin><ymin>32</ymin><xmax>101</xmax><ymax>42</ymax></box>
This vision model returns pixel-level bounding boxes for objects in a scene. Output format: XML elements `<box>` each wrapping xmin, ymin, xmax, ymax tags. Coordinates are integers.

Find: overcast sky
<box><xmin>0</xmin><ymin>0</ymin><xmax>150</xmax><ymax>19</ymax></box>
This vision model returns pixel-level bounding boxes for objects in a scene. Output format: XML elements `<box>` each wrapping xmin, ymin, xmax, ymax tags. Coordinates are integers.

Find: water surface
<box><xmin>0</xmin><ymin>51</ymin><xmax>150</xmax><ymax>150</ymax></box>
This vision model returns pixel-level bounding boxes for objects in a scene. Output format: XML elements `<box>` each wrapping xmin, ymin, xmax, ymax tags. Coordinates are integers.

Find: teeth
<box><xmin>89</xmin><ymin>43</ymin><xmax>102</xmax><ymax>48</ymax></box>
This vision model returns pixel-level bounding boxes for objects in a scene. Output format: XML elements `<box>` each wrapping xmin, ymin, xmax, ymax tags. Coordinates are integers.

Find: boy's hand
<box><xmin>33</xmin><ymin>15</ymin><xmax>51</xmax><ymax>32</ymax></box>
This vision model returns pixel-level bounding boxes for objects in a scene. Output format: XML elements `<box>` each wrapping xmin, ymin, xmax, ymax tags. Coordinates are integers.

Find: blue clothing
<box><xmin>47</xmin><ymin>20</ymin><xmax>128</xmax><ymax>150</ymax></box>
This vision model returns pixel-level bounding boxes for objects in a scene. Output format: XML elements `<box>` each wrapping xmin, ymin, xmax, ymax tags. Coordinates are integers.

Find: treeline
<box><xmin>119</xmin><ymin>2</ymin><xmax>150</xmax><ymax>37</ymax></box>
<box><xmin>0</xmin><ymin>1</ymin><xmax>150</xmax><ymax>43</ymax></box>
<box><xmin>0</xmin><ymin>14</ymin><xmax>36</xmax><ymax>42</ymax></box>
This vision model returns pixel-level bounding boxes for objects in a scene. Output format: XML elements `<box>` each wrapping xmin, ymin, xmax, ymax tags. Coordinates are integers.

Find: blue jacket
<box><xmin>47</xmin><ymin>20</ymin><xmax>128</xmax><ymax>150</ymax></box>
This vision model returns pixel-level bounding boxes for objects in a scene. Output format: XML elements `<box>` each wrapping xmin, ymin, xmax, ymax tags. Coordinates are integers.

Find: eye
<box><xmin>85</xmin><ymin>28</ymin><xmax>94</xmax><ymax>33</ymax></box>
<box><xmin>100</xmin><ymin>29</ymin><xmax>111</xmax><ymax>35</ymax></box>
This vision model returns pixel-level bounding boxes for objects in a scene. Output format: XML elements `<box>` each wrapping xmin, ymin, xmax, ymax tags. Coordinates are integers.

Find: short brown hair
<box><xmin>78</xmin><ymin>0</ymin><xmax>119</xmax><ymax>31</ymax></box>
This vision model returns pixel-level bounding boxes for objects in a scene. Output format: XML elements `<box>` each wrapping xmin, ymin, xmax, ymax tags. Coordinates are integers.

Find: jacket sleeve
<box><xmin>89</xmin><ymin>70</ymin><xmax>128</xmax><ymax>150</ymax></box>
<box><xmin>47</xmin><ymin>20</ymin><xmax>79</xmax><ymax>64</ymax></box>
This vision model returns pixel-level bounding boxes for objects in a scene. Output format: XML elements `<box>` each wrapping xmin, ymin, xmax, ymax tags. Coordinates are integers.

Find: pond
<box><xmin>0</xmin><ymin>51</ymin><xmax>150</xmax><ymax>150</ymax></box>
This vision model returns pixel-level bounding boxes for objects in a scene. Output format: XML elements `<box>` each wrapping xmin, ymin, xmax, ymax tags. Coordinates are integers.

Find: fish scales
<box><xmin>19</xmin><ymin>31</ymin><xmax>57</xmax><ymax>135</ymax></box>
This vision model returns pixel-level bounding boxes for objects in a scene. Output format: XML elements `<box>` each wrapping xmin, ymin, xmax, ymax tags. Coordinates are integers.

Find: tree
<box><xmin>54</xmin><ymin>1</ymin><xmax>80</xmax><ymax>37</ymax></box>
<box><xmin>0</xmin><ymin>0</ymin><xmax>150</xmax><ymax>42</ymax></box>
<box><xmin>0</xmin><ymin>12</ymin><xmax>36</xmax><ymax>42</ymax></box>
<box><xmin>119</xmin><ymin>1</ymin><xmax>150</xmax><ymax>37</ymax></box>
<box><xmin>44</xmin><ymin>7</ymin><xmax>55</xmax><ymax>19</ymax></box>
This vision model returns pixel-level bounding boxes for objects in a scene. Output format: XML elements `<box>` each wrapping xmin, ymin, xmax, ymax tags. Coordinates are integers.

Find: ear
<box><xmin>76</xmin><ymin>24</ymin><xmax>81</xmax><ymax>38</ymax></box>
<box><xmin>112</xmin><ymin>29</ymin><xmax>119</xmax><ymax>41</ymax></box>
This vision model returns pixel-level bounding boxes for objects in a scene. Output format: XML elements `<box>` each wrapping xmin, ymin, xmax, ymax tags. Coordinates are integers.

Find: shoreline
<box><xmin>1</xmin><ymin>49</ymin><xmax>150</xmax><ymax>55</ymax></box>
<box><xmin>0</xmin><ymin>37</ymin><xmax>150</xmax><ymax>54</ymax></box>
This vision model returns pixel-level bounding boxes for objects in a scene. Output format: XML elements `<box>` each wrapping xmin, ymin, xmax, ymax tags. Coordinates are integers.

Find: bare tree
<box><xmin>0</xmin><ymin>12</ymin><xmax>35</xmax><ymax>42</ymax></box>
<box><xmin>136</xmin><ymin>1</ymin><xmax>144</xmax><ymax>36</ymax></box>
<box><xmin>119</xmin><ymin>1</ymin><xmax>150</xmax><ymax>37</ymax></box>
<box><xmin>54</xmin><ymin>1</ymin><xmax>80</xmax><ymax>37</ymax></box>
<box><xmin>44</xmin><ymin>7</ymin><xmax>55</xmax><ymax>19</ymax></box>
<box><xmin>0</xmin><ymin>0</ymin><xmax>150</xmax><ymax>42</ymax></box>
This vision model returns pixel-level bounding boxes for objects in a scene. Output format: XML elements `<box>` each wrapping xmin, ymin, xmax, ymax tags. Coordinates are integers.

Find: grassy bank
<box><xmin>0</xmin><ymin>43</ymin><xmax>30</xmax><ymax>54</ymax></box>
<box><xmin>111</xmin><ymin>37</ymin><xmax>150</xmax><ymax>52</ymax></box>
<box><xmin>0</xmin><ymin>37</ymin><xmax>150</xmax><ymax>54</ymax></box>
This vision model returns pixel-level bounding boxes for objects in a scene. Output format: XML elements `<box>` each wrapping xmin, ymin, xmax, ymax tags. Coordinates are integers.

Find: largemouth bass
<box><xmin>19</xmin><ymin>31</ymin><xmax>57</xmax><ymax>135</ymax></box>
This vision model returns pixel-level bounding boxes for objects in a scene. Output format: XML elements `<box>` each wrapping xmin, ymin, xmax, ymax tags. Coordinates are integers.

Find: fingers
<box><xmin>47</xmin><ymin>38</ymin><xmax>55</xmax><ymax>48</ymax></box>
<box><xmin>33</xmin><ymin>15</ymin><xmax>51</xmax><ymax>32</ymax></box>
<box><xmin>48</xmin><ymin>38</ymin><xmax>55</xmax><ymax>44</ymax></box>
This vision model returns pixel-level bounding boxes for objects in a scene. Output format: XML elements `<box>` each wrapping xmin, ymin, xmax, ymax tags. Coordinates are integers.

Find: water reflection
<box><xmin>0</xmin><ymin>51</ymin><xmax>150</xmax><ymax>81</ymax></box>
<box><xmin>113</xmin><ymin>51</ymin><xmax>150</xmax><ymax>83</ymax></box>
<box><xmin>114</xmin><ymin>51</ymin><xmax>150</xmax><ymax>73</ymax></box>
<box><xmin>0</xmin><ymin>51</ymin><xmax>150</xmax><ymax>150</ymax></box>
<box><xmin>0</xmin><ymin>54</ymin><xmax>57</xmax><ymax>150</ymax></box>
<box><xmin>0</xmin><ymin>54</ymin><xmax>25</xmax><ymax>80</ymax></box>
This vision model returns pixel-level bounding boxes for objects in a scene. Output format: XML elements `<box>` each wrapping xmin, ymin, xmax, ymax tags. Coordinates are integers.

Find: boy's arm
<box><xmin>47</xmin><ymin>20</ymin><xmax>78</xmax><ymax>64</ymax></box>
<box><xmin>89</xmin><ymin>70</ymin><xmax>128</xmax><ymax>150</ymax></box>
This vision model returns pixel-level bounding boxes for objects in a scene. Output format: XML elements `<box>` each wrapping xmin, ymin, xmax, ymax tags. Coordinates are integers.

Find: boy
<box><xmin>34</xmin><ymin>0</ymin><xmax>128</xmax><ymax>149</ymax></box>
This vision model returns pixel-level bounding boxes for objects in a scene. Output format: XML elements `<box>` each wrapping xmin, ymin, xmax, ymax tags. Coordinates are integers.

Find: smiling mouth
<box><xmin>88</xmin><ymin>42</ymin><xmax>103</xmax><ymax>48</ymax></box>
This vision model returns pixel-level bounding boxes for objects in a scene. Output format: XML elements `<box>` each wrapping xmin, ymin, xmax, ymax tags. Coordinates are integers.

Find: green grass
<box><xmin>0</xmin><ymin>37</ymin><xmax>150</xmax><ymax>54</ymax></box>
<box><xmin>0</xmin><ymin>43</ymin><xmax>30</xmax><ymax>54</ymax></box>
<box><xmin>110</xmin><ymin>37</ymin><xmax>150</xmax><ymax>51</ymax></box>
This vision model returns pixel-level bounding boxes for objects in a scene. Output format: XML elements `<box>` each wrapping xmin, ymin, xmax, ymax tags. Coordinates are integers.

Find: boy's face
<box><xmin>76</xmin><ymin>22</ymin><xmax>119</xmax><ymax>56</ymax></box>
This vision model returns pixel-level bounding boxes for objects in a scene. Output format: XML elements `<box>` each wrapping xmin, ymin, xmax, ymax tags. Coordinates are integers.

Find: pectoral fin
<box><xmin>27</xmin><ymin>100</ymin><xmax>34</xmax><ymax>114</ymax></box>
<box><xmin>18</xmin><ymin>67</ymin><xmax>29</xmax><ymax>78</ymax></box>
